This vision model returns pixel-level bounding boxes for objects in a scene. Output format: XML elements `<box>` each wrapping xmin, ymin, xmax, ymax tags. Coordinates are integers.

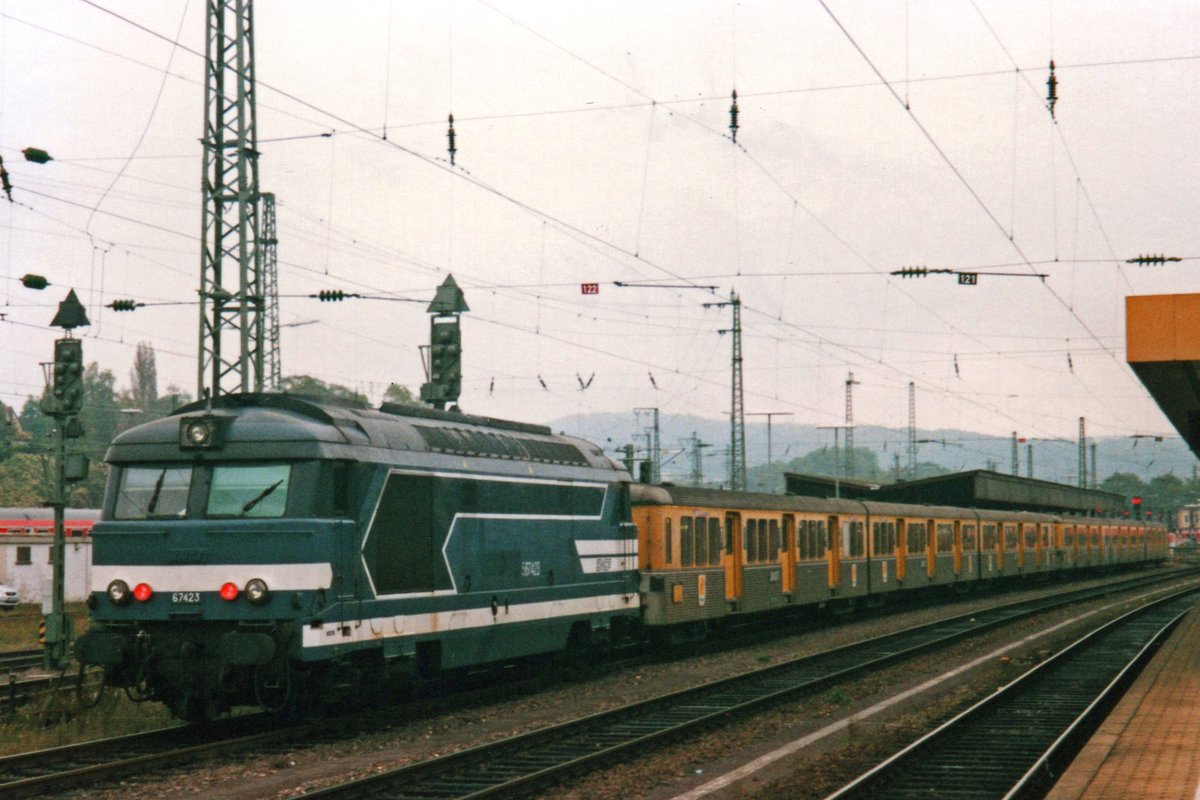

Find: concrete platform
<box><xmin>1047</xmin><ymin>597</ymin><xmax>1200</xmax><ymax>800</ymax></box>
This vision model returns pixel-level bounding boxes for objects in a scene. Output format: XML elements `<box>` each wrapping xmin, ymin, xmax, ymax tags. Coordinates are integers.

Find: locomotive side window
<box><xmin>680</xmin><ymin>517</ymin><xmax>694</xmax><ymax>567</ymax></box>
<box><xmin>207</xmin><ymin>464</ymin><xmax>292</xmax><ymax>518</ymax></box>
<box><xmin>115</xmin><ymin>466</ymin><xmax>193</xmax><ymax>519</ymax></box>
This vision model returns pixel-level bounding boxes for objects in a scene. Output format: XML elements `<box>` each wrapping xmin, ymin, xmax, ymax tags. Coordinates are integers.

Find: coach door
<box><xmin>725</xmin><ymin>512</ymin><xmax>743</xmax><ymax>600</ymax></box>
<box><xmin>782</xmin><ymin>514</ymin><xmax>796</xmax><ymax>593</ymax></box>
<box><xmin>827</xmin><ymin>515</ymin><xmax>840</xmax><ymax>590</ymax></box>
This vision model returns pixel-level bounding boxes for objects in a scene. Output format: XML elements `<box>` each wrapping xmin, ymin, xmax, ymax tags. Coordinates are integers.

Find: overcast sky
<box><xmin>1</xmin><ymin>0</ymin><xmax>1197</xmax><ymax>452</ymax></box>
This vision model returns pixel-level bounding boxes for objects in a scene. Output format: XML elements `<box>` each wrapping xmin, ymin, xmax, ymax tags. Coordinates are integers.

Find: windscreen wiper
<box><xmin>241</xmin><ymin>479</ymin><xmax>284</xmax><ymax>515</ymax></box>
<box><xmin>146</xmin><ymin>469</ymin><xmax>167</xmax><ymax>515</ymax></box>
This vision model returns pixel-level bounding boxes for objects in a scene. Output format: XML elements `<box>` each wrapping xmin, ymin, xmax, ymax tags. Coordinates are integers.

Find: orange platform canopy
<box><xmin>1126</xmin><ymin>294</ymin><xmax>1200</xmax><ymax>458</ymax></box>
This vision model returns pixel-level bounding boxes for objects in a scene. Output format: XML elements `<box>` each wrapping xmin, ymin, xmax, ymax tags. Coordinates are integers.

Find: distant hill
<box><xmin>547</xmin><ymin>412</ymin><xmax>1197</xmax><ymax>487</ymax></box>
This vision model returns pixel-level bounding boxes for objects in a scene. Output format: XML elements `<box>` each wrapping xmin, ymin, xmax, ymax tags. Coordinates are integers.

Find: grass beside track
<box><xmin>0</xmin><ymin>684</ymin><xmax>176</xmax><ymax>756</ymax></box>
<box><xmin>0</xmin><ymin>604</ymin><xmax>88</xmax><ymax>652</ymax></box>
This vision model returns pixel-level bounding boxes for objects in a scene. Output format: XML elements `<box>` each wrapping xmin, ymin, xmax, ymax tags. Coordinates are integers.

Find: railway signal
<box><xmin>420</xmin><ymin>274</ymin><xmax>469</xmax><ymax>410</ymax></box>
<box><xmin>41</xmin><ymin>289</ymin><xmax>91</xmax><ymax>671</ymax></box>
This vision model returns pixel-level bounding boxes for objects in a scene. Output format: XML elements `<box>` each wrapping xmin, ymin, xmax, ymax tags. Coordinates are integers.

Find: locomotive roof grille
<box><xmin>414</xmin><ymin>424</ymin><xmax>590</xmax><ymax>465</ymax></box>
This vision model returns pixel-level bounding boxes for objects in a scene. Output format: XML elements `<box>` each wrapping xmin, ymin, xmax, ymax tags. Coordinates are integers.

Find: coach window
<box><xmin>1004</xmin><ymin>524</ymin><xmax>1018</xmax><ymax>551</ymax></box>
<box><xmin>16</xmin><ymin>546</ymin><xmax>31</xmax><ymax>565</ymax></box>
<box><xmin>982</xmin><ymin>524</ymin><xmax>997</xmax><ymax>551</ymax></box>
<box><xmin>798</xmin><ymin>521</ymin><xmax>809</xmax><ymax>561</ymax></box>
<box><xmin>963</xmin><ymin>524</ymin><xmax>977</xmax><ymax>552</ymax></box>
<box><xmin>816</xmin><ymin>521</ymin><xmax>828</xmax><ymax>559</ymax></box>
<box><xmin>846</xmin><ymin>520</ymin><xmax>864</xmax><ymax>558</ymax></box>
<box><xmin>207</xmin><ymin>463</ymin><xmax>292</xmax><ymax>518</ymax></box>
<box><xmin>114</xmin><ymin>465</ymin><xmax>193</xmax><ymax>519</ymax></box>
<box><xmin>936</xmin><ymin>524</ymin><xmax>954</xmax><ymax>554</ymax></box>
<box><xmin>680</xmin><ymin>517</ymin><xmax>694</xmax><ymax>567</ymax></box>
<box><xmin>769</xmin><ymin>519</ymin><xmax>781</xmax><ymax>561</ymax></box>
<box><xmin>908</xmin><ymin>523</ymin><xmax>927</xmax><ymax>555</ymax></box>
<box><xmin>758</xmin><ymin>520</ymin><xmax>770</xmax><ymax>562</ymax></box>
<box><xmin>664</xmin><ymin>517</ymin><xmax>672</xmax><ymax>566</ymax></box>
<box><xmin>694</xmin><ymin>517</ymin><xmax>708</xmax><ymax>565</ymax></box>
<box><xmin>1064</xmin><ymin>525</ymin><xmax>1074</xmax><ymax>547</ymax></box>
<box><xmin>1024</xmin><ymin>525</ymin><xmax>1037</xmax><ymax>550</ymax></box>
<box><xmin>708</xmin><ymin>519</ymin><xmax>722</xmax><ymax>566</ymax></box>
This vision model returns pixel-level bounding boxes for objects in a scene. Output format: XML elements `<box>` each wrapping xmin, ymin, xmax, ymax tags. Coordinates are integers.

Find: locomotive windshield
<box><xmin>207</xmin><ymin>463</ymin><xmax>291</xmax><ymax>518</ymax></box>
<box><xmin>114</xmin><ymin>466</ymin><xmax>193</xmax><ymax>519</ymax></box>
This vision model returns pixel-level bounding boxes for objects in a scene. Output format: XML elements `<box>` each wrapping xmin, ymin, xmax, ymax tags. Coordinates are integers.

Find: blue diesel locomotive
<box><xmin>75</xmin><ymin>394</ymin><xmax>639</xmax><ymax>719</ymax></box>
<box><xmin>76</xmin><ymin>393</ymin><xmax>1167</xmax><ymax>719</ymax></box>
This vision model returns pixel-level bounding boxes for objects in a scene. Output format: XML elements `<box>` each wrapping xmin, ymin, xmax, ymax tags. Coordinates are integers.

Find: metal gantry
<box><xmin>198</xmin><ymin>0</ymin><xmax>263</xmax><ymax>398</ymax></box>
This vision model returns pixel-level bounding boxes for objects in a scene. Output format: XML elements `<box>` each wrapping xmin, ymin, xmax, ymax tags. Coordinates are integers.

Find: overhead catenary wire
<box><xmin>7</xmin><ymin>1</ymin><xmax>1184</xmax><ymax>437</ymax></box>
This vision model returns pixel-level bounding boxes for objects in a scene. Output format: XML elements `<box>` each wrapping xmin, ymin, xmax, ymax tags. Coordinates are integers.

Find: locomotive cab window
<box><xmin>114</xmin><ymin>465</ymin><xmax>193</xmax><ymax>519</ymax></box>
<box><xmin>206</xmin><ymin>463</ymin><xmax>292</xmax><ymax>518</ymax></box>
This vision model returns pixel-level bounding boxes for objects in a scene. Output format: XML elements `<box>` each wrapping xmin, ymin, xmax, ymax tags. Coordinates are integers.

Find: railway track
<box><xmin>825</xmin><ymin>587</ymin><xmax>1196</xmax><ymax>800</ymax></box>
<box><xmin>291</xmin><ymin>572</ymin><xmax>1197</xmax><ymax>800</ymax></box>
<box><xmin>0</xmin><ymin>649</ymin><xmax>42</xmax><ymax>673</ymax></box>
<box><xmin>0</xmin><ymin>569</ymin><xmax>1188</xmax><ymax>799</ymax></box>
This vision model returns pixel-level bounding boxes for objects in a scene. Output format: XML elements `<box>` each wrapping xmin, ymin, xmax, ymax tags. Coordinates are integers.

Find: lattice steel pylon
<box><xmin>1078</xmin><ymin>417</ymin><xmax>1087</xmax><ymax>488</ymax></box>
<box><xmin>726</xmin><ymin>293</ymin><xmax>746</xmax><ymax>490</ymax></box>
<box><xmin>845</xmin><ymin>372</ymin><xmax>859</xmax><ymax>478</ymax></box>
<box><xmin>907</xmin><ymin>382</ymin><xmax>917</xmax><ymax>478</ymax></box>
<box><xmin>198</xmin><ymin>0</ymin><xmax>263</xmax><ymax>398</ymax></box>
<box><xmin>259</xmin><ymin>192</ymin><xmax>280</xmax><ymax>390</ymax></box>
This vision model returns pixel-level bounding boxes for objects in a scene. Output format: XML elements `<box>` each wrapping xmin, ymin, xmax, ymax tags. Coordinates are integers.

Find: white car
<box><xmin>0</xmin><ymin>584</ymin><xmax>18</xmax><ymax>609</ymax></box>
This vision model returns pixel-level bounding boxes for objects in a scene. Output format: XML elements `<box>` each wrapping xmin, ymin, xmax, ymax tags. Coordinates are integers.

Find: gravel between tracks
<box><xmin>68</xmin><ymin>569</ymin><xmax>1192</xmax><ymax>800</ymax></box>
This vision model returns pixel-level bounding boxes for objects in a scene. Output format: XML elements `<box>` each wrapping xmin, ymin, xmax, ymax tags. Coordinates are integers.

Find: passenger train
<box><xmin>73</xmin><ymin>394</ymin><xmax>1167</xmax><ymax>719</ymax></box>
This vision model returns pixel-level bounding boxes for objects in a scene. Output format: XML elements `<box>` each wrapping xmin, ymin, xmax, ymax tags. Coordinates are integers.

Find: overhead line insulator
<box><xmin>447</xmin><ymin>113</ymin><xmax>457</xmax><ymax>166</ymax></box>
<box><xmin>1126</xmin><ymin>254</ymin><xmax>1182</xmax><ymax>266</ymax></box>
<box><xmin>729</xmin><ymin>89</ymin><xmax>739</xmax><ymax>143</ymax></box>
<box><xmin>314</xmin><ymin>289</ymin><xmax>359</xmax><ymax>302</ymax></box>
<box><xmin>1046</xmin><ymin>60</ymin><xmax>1058</xmax><ymax>119</ymax></box>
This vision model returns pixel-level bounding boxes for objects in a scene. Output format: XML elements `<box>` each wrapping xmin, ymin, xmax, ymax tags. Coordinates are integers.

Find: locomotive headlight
<box><xmin>107</xmin><ymin>579</ymin><xmax>131</xmax><ymax>605</ymax></box>
<box><xmin>179</xmin><ymin>414</ymin><xmax>229</xmax><ymax>450</ymax></box>
<box><xmin>184</xmin><ymin>420</ymin><xmax>212</xmax><ymax>446</ymax></box>
<box><xmin>245</xmin><ymin>578</ymin><xmax>269</xmax><ymax>605</ymax></box>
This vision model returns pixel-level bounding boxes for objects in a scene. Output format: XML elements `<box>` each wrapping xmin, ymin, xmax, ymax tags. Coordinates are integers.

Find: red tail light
<box><xmin>133</xmin><ymin>582</ymin><xmax>153</xmax><ymax>602</ymax></box>
<box><xmin>219</xmin><ymin>582</ymin><xmax>239</xmax><ymax>601</ymax></box>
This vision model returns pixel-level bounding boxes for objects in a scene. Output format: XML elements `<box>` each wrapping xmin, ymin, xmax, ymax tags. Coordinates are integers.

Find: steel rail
<box><xmin>294</xmin><ymin>571</ymin><xmax>1198</xmax><ymax>799</ymax></box>
<box><xmin>824</xmin><ymin>588</ymin><xmax>1197</xmax><ymax>800</ymax></box>
<box><xmin>0</xmin><ymin>569</ymin><xmax>1187</xmax><ymax>798</ymax></box>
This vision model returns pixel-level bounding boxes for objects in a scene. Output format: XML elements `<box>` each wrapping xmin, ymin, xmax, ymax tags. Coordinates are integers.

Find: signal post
<box><xmin>40</xmin><ymin>290</ymin><xmax>90</xmax><ymax>671</ymax></box>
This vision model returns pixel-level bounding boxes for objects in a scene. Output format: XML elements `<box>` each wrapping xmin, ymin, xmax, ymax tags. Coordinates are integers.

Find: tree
<box><xmin>280</xmin><ymin>375</ymin><xmax>368</xmax><ymax>405</ymax></box>
<box><xmin>129</xmin><ymin>341</ymin><xmax>158</xmax><ymax>412</ymax></box>
<box><xmin>383</xmin><ymin>383</ymin><xmax>417</xmax><ymax>406</ymax></box>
